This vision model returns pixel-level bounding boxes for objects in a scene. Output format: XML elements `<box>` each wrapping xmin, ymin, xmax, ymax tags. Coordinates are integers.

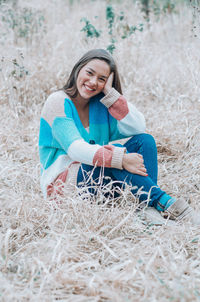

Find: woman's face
<box><xmin>76</xmin><ymin>59</ymin><xmax>110</xmax><ymax>102</ymax></box>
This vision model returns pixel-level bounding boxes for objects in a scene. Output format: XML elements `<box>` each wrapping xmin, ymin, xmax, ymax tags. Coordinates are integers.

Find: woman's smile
<box><xmin>83</xmin><ymin>84</ymin><xmax>96</xmax><ymax>92</ymax></box>
<box><xmin>76</xmin><ymin>59</ymin><xmax>110</xmax><ymax>102</ymax></box>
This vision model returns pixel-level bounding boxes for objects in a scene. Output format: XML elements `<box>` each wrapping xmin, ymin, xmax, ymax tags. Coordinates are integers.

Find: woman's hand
<box><xmin>122</xmin><ymin>153</ymin><xmax>148</xmax><ymax>176</ymax></box>
<box><xmin>103</xmin><ymin>72</ymin><xmax>114</xmax><ymax>95</ymax></box>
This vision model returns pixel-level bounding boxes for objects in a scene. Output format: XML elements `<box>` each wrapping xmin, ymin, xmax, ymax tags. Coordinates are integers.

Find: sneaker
<box><xmin>162</xmin><ymin>199</ymin><xmax>200</xmax><ymax>225</ymax></box>
<box><xmin>139</xmin><ymin>207</ymin><xmax>176</xmax><ymax>226</ymax></box>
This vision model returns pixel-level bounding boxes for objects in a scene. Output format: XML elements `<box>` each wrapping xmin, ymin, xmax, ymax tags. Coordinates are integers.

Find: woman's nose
<box><xmin>89</xmin><ymin>76</ymin><xmax>97</xmax><ymax>86</ymax></box>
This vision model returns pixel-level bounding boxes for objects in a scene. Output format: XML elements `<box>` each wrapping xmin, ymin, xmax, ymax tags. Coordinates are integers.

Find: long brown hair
<box><xmin>62</xmin><ymin>49</ymin><xmax>122</xmax><ymax>98</ymax></box>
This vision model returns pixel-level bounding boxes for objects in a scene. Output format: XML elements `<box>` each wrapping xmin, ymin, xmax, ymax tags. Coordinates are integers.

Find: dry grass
<box><xmin>0</xmin><ymin>0</ymin><xmax>200</xmax><ymax>301</ymax></box>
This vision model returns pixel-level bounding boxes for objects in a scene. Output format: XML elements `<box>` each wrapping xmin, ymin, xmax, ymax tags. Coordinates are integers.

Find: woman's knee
<box><xmin>139</xmin><ymin>133</ymin><xmax>156</xmax><ymax>147</ymax></box>
<box><xmin>126</xmin><ymin>133</ymin><xmax>156</xmax><ymax>149</ymax></box>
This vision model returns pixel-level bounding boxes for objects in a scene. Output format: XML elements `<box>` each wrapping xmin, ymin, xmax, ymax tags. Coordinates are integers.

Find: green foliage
<box><xmin>141</xmin><ymin>0</ymin><xmax>150</xmax><ymax>19</ymax></box>
<box><xmin>10</xmin><ymin>57</ymin><xmax>29</xmax><ymax>80</ymax></box>
<box><xmin>107</xmin><ymin>38</ymin><xmax>116</xmax><ymax>54</ymax></box>
<box><xmin>163</xmin><ymin>0</ymin><xmax>176</xmax><ymax>13</ymax></box>
<box><xmin>80</xmin><ymin>4</ymin><xmax>144</xmax><ymax>54</ymax></box>
<box><xmin>140</xmin><ymin>0</ymin><xmax>177</xmax><ymax>19</ymax></box>
<box><xmin>121</xmin><ymin>24</ymin><xmax>143</xmax><ymax>39</ymax></box>
<box><xmin>190</xmin><ymin>0</ymin><xmax>200</xmax><ymax>37</ymax></box>
<box><xmin>80</xmin><ymin>18</ymin><xmax>101</xmax><ymax>38</ymax></box>
<box><xmin>152</xmin><ymin>0</ymin><xmax>176</xmax><ymax>16</ymax></box>
<box><xmin>106</xmin><ymin>5</ymin><xmax>115</xmax><ymax>53</ymax></box>
<box><xmin>1</xmin><ymin>4</ymin><xmax>45</xmax><ymax>43</ymax></box>
<box><xmin>106</xmin><ymin>5</ymin><xmax>115</xmax><ymax>35</ymax></box>
<box><xmin>0</xmin><ymin>52</ymin><xmax>29</xmax><ymax>83</ymax></box>
<box><xmin>106</xmin><ymin>4</ymin><xmax>144</xmax><ymax>53</ymax></box>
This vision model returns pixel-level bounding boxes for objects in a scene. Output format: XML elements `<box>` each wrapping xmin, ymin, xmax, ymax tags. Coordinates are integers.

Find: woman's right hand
<box><xmin>103</xmin><ymin>72</ymin><xmax>114</xmax><ymax>95</ymax></box>
<box><xmin>122</xmin><ymin>153</ymin><xmax>148</xmax><ymax>176</ymax></box>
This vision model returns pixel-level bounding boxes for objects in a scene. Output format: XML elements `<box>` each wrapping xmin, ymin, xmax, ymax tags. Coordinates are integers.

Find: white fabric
<box><xmin>117</xmin><ymin>102</ymin><xmax>146</xmax><ymax>136</ymax></box>
<box><xmin>67</xmin><ymin>139</ymin><xmax>100</xmax><ymax>165</ymax></box>
<box><xmin>40</xmin><ymin>154</ymin><xmax>72</xmax><ymax>198</ymax></box>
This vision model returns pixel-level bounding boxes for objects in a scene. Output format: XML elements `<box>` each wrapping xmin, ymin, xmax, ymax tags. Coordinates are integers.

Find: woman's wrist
<box><xmin>100</xmin><ymin>88</ymin><xmax>121</xmax><ymax>108</ymax></box>
<box><xmin>122</xmin><ymin>153</ymin><xmax>127</xmax><ymax>169</ymax></box>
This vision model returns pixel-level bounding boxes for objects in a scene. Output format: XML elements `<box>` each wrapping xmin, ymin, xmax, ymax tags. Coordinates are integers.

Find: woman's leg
<box><xmin>77</xmin><ymin>164</ymin><xmax>123</xmax><ymax>199</ymax></box>
<box><xmin>124</xmin><ymin>133</ymin><xmax>158</xmax><ymax>184</ymax></box>
<box><xmin>77</xmin><ymin>134</ymin><xmax>175</xmax><ymax>211</ymax></box>
<box><xmin>119</xmin><ymin>134</ymin><xmax>174</xmax><ymax>210</ymax></box>
<box><xmin>111</xmin><ymin>166</ymin><xmax>171</xmax><ymax>210</ymax></box>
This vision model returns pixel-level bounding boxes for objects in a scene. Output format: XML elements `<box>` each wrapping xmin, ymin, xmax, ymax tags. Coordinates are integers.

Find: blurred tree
<box><xmin>141</xmin><ymin>0</ymin><xmax>150</xmax><ymax>19</ymax></box>
<box><xmin>0</xmin><ymin>0</ymin><xmax>18</xmax><ymax>5</ymax></box>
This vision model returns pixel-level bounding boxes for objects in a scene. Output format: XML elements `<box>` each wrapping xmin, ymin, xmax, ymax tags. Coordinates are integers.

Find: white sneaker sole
<box><xmin>138</xmin><ymin>207</ymin><xmax>176</xmax><ymax>226</ymax></box>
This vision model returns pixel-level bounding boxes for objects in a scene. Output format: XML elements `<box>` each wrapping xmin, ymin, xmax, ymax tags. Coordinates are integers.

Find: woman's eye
<box><xmin>86</xmin><ymin>71</ymin><xmax>92</xmax><ymax>75</ymax></box>
<box><xmin>99</xmin><ymin>78</ymin><xmax>105</xmax><ymax>82</ymax></box>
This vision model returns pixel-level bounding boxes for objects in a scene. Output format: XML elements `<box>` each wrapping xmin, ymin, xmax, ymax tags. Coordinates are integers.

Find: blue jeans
<box><xmin>77</xmin><ymin>134</ymin><xmax>173</xmax><ymax>211</ymax></box>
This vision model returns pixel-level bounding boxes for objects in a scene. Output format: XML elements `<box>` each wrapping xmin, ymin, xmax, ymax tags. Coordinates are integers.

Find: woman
<box><xmin>39</xmin><ymin>48</ymin><xmax>199</xmax><ymax>224</ymax></box>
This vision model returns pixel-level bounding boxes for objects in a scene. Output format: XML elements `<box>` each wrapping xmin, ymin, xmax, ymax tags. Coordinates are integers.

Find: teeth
<box><xmin>85</xmin><ymin>85</ymin><xmax>94</xmax><ymax>91</ymax></box>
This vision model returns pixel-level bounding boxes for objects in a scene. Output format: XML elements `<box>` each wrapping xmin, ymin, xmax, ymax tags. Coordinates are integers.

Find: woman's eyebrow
<box><xmin>86</xmin><ymin>67</ymin><xmax>108</xmax><ymax>79</ymax></box>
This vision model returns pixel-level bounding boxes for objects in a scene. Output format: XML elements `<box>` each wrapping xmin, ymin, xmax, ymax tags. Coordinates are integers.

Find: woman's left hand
<box><xmin>103</xmin><ymin>72</ymin><xmax>114</xmax><ymax>95</ymax></box>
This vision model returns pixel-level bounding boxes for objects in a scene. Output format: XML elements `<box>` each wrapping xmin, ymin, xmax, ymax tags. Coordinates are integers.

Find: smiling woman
<box><xmin>71</xmin><ymin>59</ymin><xmax>110</xmax><ymax>128</ymax></box>
<box><xmin>38</xmin><ymin>48</ymin><xmax>200</xmax><ymax>225</ymax></box>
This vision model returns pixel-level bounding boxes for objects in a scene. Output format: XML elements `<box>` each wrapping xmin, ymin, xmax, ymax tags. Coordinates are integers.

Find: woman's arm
<box><xmin>41</xmin><ymin>92</ymin><xmax>126</xmax><ymax>170</ymax></box>
<box><xmin>101</xmin><ymin>73</ymin><xmax>146</xmax><ymax>140</ymax></box>
<box><xmin>53</xmin><ymin>118</ymin><xmax>146</xmax><ymax>176</ymax></box>
<box><xmin>41</xmin><ymin>91</ymin><xmax>147</xmax><ymax>176</ymax></box>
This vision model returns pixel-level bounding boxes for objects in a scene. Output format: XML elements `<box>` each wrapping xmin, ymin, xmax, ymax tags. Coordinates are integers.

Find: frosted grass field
<box><xmin>0</xmin><ymin>0</ymin><xmax>200</xmax><ymax>301</ymax></box>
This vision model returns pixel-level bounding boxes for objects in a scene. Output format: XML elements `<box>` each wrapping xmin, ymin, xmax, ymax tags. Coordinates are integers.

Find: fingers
<box><xmin>137</xmin><ymin>170</ymin><xmax>148</xmax><ymax>177</ymax></box>
<box><xmin>132</xmin><ymin>164</ymin><xmax>148</xmax><ymax>176</ymax></box>
<box><xmin>127</xmin><ymin>166</ymin><xmax>148</xmax><ymax>176</ymax></box>
<box><xmin>135</xmin><ymin>160</ymin><xmax>145</xmax><ymax>170</ymax></box>
<box><xmin>106</xmin><ymin>73</ymin><xmax>114</xmax><ymax>88</ymax></box>
<box><xmin>137</xmin><ymin>166</ymin><xmax>147</xmax><ymax>175</ymax></box>
<box><xmin>135</xmin><ymin>154</ymin><xmax>145</xmax><ymax>167</ymax></box>
<box><xmin>134</xmin><ymin>153</ymin><xmax>143</xmax><ymax>162</ymax></box>
<box><xmin>103</xmin><ymin>72</ymin><xmax>114</xmax><ymax>94</ymax></box>
<box><xmin>108</xmin><ymin>72</ymin><xmax>114</xmax><ymax>84</ymax></box>
<box><xmin>137</xmin><ymin>153</ymin><xmax>144</xmax><ymax>162</ymax></box>
<box><xmin>122</xmin><ymin>153</ymin><xmax>148</xmax><ymax>176</ymax></box>
<box><xmin>135</xmin><ymin>167</ymin><xmax>148</xmax><ymax>176</ymax></box>
<box><xmin>140</xmin><ymin>166</ymin><xmax>147</xmax><ymax>173</ymax></box>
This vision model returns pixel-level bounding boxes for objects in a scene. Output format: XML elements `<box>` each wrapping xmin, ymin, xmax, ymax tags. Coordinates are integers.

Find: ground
<box><xmin>0</xmin><ymin>0</ymin><xmax>200</xmax><ymax>301</ymax></box>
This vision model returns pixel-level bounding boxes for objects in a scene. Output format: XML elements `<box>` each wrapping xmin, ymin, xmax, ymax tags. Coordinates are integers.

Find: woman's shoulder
<box><xmin>41</xmin><ymin>90</ymin><xmax>70</xmax><ymax>122</ymax></box>
<box><xmin>42</xmin><ymin>90</ymin><xmax>72</xmax><ymax>111</ymax></box>
<box><xmin>45</xmin><ymin>90</ymin><xmax>68</xmax><ymax>105</ymax></box>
